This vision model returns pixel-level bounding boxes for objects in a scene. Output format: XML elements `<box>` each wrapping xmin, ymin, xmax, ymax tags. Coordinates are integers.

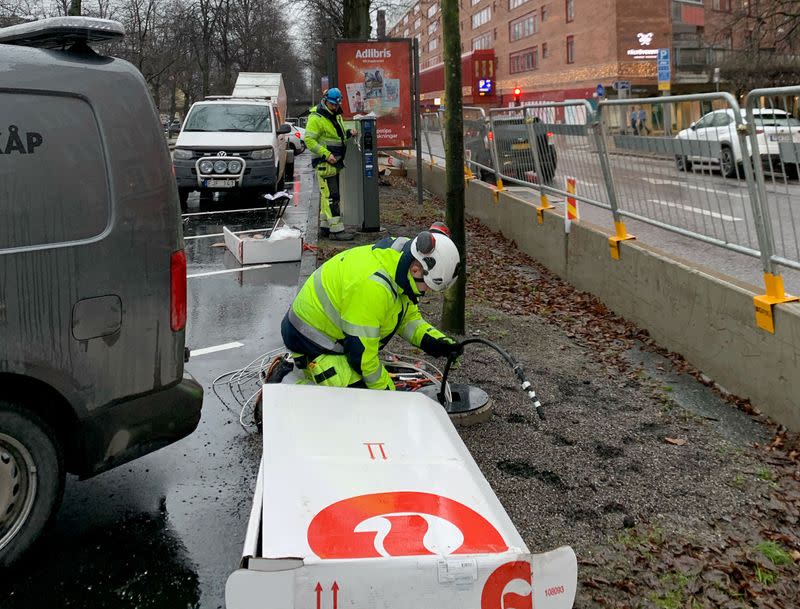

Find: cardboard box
<box><xmin>226</xmin><ymin>385</ymin><xmax>577</xmax><ymax>609</ymax></box>
<box><xmin>224</xmin><ymin>226</ymin><xmax>302</xmax><ymax>264</ymax></box>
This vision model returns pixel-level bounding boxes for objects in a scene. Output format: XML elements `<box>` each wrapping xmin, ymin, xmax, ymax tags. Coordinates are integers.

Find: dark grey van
<box><xmin>0</xmin><ymin>17</ymin><xmax>203</xmax><ymax>566</ymax></box>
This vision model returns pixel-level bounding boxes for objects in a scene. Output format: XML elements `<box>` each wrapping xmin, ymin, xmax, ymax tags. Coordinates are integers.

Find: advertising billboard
<box><xmin>336</xmin><ymin>40</ymin><xmax>414</xmax><ymax>149</ymax></box>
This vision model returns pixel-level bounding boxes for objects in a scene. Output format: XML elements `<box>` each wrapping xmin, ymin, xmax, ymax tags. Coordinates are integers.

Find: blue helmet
<box><xmin>324</xmin><ymin>87</ymin><xmax>343</xmax><ymax>104</ymax></box>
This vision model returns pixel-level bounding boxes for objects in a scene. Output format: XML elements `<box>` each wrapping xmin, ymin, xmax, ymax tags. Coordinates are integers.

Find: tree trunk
<box><xmin>343</xmin><ymin>0</ymin><xmax>370</xmax><ymax>38</ymax></box>
<box><xmin>440</xmin><ymin>0</ymin><xmax>465</xmax><ymax>334</ymax></box>
<box><xmin>67</xmin><ymin>0</ymin><xmax>81</xmax><ymax>16</ymax></box>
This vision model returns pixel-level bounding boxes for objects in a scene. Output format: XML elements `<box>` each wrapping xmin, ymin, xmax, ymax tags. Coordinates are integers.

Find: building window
<box><xmin>428</xmin><ymin>37</ymin><xmax>439</xmax><ymax>51</ymax></box>
<box><xmin>510</xmin><ymin>11</ymin><xmax>540</xmax><ymax>41</ymax></box>
<box><xmin>403</xmin><ymin>28</ymin><xmax>410</xmax><ymax>37</ymax></box>
<box><xmin>428</xmin><ymin>4</ymin><xmax>438</xmax><ymax>17</ymax></box>
<box><xmin>423</xmin><ymin>55</ymin><xmax>441</xmax><ymax>69</ymax></box>
<box><xmin>565</xmin><ymin>0</ymin><xmax>574</xmax><ymax>22</ymax></box>
<box><xmin>541</xmin><ymin>4</ymin><xmax>548</xmax><ymax>20</ymax></box>
<box><xmin>414</xmin><ymin>17</ymin><xmax>421</xmax><ymax>29</ymax></box>
<box><xmin>566</xmin><ymin>35</ymin><xmax>574</xmax><ymax>63</ymax></box>
<box><xmin>509</xmin><ymin>47</ymin><xmax>538</xmax><ymax>73</ymax></box>
<box><xmin>472</xmin><ymin>0</ymin><xmax>483</xmax><ymax>5</ymax></box>
<box><xmin>403</xmin><ymin>14</ymin><xmax>408</xmax><ymax>24</ymax></box>
<box><xmin>472</xmin><ymin>32</ymin><xmax>493</xmax><ymax>49</ymax></box>
<box><xmin>542</xmin><ymin>41</ymin><xmax>548</xmax><ymax>57</ymax></box>
<box><xmin>712</xmin><ymin>0</ymin><xmax>732</xmax><ymax>10</ymax></box>
<box><xmin>428</xmin><ymin>20</ymin><xmax>439</xmax><ymax>35</ymax></box>
<box><xmin>509</xmin><ymin>0</ymin><xmax>530</xmax><ymax>9</ymax></box>
<box><xmin>472</xmin><ymin>6</ymin><xmax>491</xmax><ymax>28</ymax></box>
<box><xmin>413</xmin><ymin>3</ymin><xmax>420</xmax><ymax>13</ymax></box>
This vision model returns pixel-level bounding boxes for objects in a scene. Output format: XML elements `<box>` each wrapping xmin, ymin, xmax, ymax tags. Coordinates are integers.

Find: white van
<box><xmin>172</xmin><ymin>88</ymin><xmax>292</xmax><ymax>208</ymax></box>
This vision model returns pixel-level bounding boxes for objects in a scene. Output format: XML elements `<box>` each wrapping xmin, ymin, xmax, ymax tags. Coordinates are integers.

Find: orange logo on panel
<box><xmin>307</xmin><ymin>491</ymin><xmax>508</xmax><ymax>559</ymax></box>
<box><xmin>481</xmin><ymin>561</ymin><xmax>533</xmax><ymax>609</ymax></box>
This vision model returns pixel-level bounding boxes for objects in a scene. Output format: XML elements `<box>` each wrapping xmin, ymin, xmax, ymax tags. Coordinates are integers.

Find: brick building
<box><xmin>388</xmin><ymin>0</ymin><xmax>774</xmax><ymax>107</ymax></box>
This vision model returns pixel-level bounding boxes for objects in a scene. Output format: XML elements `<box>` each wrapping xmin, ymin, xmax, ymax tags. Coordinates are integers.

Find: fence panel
<box><xmin>487</xmin><ymin>102</ymin><xmax>609</xmax><ymax>210</ymax></box>
<box><xmin>745</xmin><ymin>87</ymin><xmax>800</xmax><ymax>273</ymax></box>
<box><xmin>597</xmin><ymin>93</ymin><xmax>765</xmax><ymax>259</ymax></box>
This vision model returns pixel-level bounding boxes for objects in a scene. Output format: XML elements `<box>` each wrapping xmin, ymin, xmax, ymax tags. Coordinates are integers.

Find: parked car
<box><xmin>172</xmin><ymin>73</ymin><xmax>293</xmax><ymax>209</ymax></box>
<box><xmin>464</xmin><ymin>114</ymin><xmax>557</xmax><ymax>184</ymax></box>
<box><xmin>166</xmin><ymin>118</ymin><xmax>182</xmax><ymax>137</ymax></box>
<box><xmin>288</xmin><ymin>125</ymin><xmax>306</xmax><ymax>154</ymax></box>
<box><xmin>675</xmin><ymin>108</ymin><xmax>800</xmax><ymax>178</ymax></box>
<box><xmin>0</xmin><ymin>17</ymin><xmax>203</xmax><ymax>566</ymax></box>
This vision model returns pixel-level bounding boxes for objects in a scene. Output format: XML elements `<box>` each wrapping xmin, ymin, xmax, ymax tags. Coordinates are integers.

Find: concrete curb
<box><xmin>405</xmin><ymin>158</ymin><xmax>800</xmax><ymax>431</ymax></box>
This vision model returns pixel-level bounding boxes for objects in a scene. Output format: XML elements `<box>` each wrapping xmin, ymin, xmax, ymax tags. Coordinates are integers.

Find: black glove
<box><xmin>420</xmin><ymin>335</ymin><xmax>462</xmax><ymax>358</ymax></box>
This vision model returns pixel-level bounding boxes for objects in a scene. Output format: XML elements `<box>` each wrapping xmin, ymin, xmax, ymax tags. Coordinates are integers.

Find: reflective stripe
<box><xmin>342</xmin><ymin>320</ymin><xmax>381</xmax><ymax>339</ymax></box>
<box><xmin>313</xmin><ymin>269</ymin><xmax>381</xmax><ymax>339</ymax></box>
<box><xmin>363</xmin><ymin>367</ymin><xmax>384</xmax><ymax>384</ymax></box>
<box><xmin>314</xmin><ymin>269</ymin><xmax>342</xmax><ymax>327</ymax></box>
<box><xmin>391</xmin><ymin>237</ymin><xmax>410</xmax><ymax>252</ymax></box>
<box><xmin>401</xmin><ymin>318</ymin><xmax>425</xmax><ymax>342</ymax></box>
<box><xmin>369</xmin><ymin>271</ymin><xmax>397</xmax><ymax>299</ymax></box>
<box><xmin>288</xmin><ymin>308</ymin><xmax>344</xmax><ymax>353</ymax></box>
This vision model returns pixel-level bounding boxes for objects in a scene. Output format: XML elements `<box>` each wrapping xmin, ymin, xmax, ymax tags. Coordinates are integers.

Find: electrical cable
<box><xmin>436</xmin><ymin>338</ymin><xmax>545</xmax><ymax>421</ymax></box>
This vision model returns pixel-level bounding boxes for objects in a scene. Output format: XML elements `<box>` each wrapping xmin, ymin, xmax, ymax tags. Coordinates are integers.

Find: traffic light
<box><xmin>513</xmin><ymin>86</ymin><xmax>521</xmax><ymax>106</ymax></box>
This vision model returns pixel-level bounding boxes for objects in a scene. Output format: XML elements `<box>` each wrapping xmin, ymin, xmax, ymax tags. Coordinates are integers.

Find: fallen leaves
<box><xmin>665</xmin><ymin>437</ymin><xmax>688</xmax><ymax>446</ymax></box>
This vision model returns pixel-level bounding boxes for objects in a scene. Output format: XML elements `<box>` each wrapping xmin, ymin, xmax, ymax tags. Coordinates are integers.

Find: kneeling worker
<box><xmin>281</xmin><ymin>223</ymin><xmax>462</xmax><ymax>390</ymax></box>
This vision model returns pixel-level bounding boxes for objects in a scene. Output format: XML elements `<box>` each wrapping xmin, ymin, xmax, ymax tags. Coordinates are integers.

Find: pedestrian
<box><xmin>637</xmin><ymin>107</ymin><xmax>650</xmax><ymax>135</ymax></box>
<box><xmin>281</xmin><ymin>222</ymin><xmax>462</xmax><ymax>390</ymax></box>
<box><xmin>304</xmin><ymin>88</ymin><xmax>358</xmax><ymax>240</ymax></box>
<box><xmin>630</xmin><ymin>106</ymin><xmax>639</xmax><ymax>135</ymax></box>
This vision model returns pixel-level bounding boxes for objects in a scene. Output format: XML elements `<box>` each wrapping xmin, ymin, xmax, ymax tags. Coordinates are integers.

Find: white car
<box><xmin>675</xmin><ymin>108</ymin><xmax>800</xmax><ymax>178</ymax></box>
<box><xmin>288</xmin><ymin>125</ymin><xmax>306</xmax><ymax>154</ymax></box>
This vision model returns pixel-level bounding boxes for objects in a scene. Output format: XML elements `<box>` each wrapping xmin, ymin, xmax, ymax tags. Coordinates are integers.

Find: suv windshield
<box><xmin>183</xmin><ymin>104</ymin><xmax>273</xmax><ymax>132</ymax></box>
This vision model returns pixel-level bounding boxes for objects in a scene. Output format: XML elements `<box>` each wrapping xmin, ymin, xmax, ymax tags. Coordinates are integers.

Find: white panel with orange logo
<box><xmin>226</xmin><ymin>384</ymin><xmax>577</xmax><ymax>609</ymax></box>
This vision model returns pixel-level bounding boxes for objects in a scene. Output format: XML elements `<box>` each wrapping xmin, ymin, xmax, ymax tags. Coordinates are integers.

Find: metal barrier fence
<box><xmin>745</xmin><ymin>86</ymin><xmax>800</xmax><ymax>274</ymax></box>
<box><xmin>597</xmin><ymin>93</ymin><xmax>765</xmax><ymax>260</ymax></box>
<box><xmin>415</xmin><ymin>86</ymin><xmax>800</xmax><ymax>331</ymax></box>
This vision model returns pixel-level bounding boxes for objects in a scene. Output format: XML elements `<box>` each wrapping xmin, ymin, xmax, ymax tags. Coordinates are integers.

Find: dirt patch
<box><xmin>316</xmin><ymin>175</ymin><xmax>800</xmax><ymax>608</ymax></box>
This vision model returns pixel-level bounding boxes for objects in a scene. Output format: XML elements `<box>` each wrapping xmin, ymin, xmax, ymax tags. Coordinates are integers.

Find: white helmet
<box><xmin>410</xmin><ymin>222</ymin><xmax>461</xmax><ymax>292</ymax></box>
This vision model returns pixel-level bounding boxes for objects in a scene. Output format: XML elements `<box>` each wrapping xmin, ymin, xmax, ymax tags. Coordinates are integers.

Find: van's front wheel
<box><xmin>0</xmin><ymin>402</ymin><xmax>64</xmax><ymax>567</ymax></box>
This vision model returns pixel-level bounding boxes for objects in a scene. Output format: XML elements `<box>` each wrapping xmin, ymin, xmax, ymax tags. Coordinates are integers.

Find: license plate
<box><xmin>204</xmin><ymin>179</ymin><xmax>236</xmax><ymax>188</ymax></box>
<box><xmin>769</xmin><ymin>134</ymin><xmax>791</xmax><ymax>142</ymax></box>
<box><xmin>511</xmin><ymin>142</ymin><xmax>530</xmax><ymax>150</ymax></box>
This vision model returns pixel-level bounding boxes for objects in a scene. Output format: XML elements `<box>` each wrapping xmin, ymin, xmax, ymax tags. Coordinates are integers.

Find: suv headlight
<box><xmin>227</xmin><ymin>160</ymin><xmax>243</xmax><ymax>174</ymax></box>
<box><xmin>173</xmin><ymin>148</ymin><xmax>192</xmax><ymax>160</ymax></box>
<box><xmin>213</xmin><ymin>160</ymin><xmax>228</xmax><ymax>174</ymax></box>
<box><xmin>198</xmin><ymin>160</ymin><xmax>214</xmax><ymax>174</ymax></box>
<box><xmin>251</xmin><ymin>147</ymin><xmax>274</xmax><ymax>160</ymax></box>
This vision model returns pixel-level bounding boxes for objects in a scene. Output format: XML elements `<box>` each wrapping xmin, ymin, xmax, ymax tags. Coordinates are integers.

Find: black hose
<box><xmin>437</xmin><ymin>337</ymin><xmax>545</xmax><ymax>420</ymax></box>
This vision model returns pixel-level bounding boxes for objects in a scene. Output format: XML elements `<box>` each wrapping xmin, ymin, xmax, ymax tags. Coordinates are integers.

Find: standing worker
<box><xmin>305</xmin><ymin>88</ymin><xmax>358</xmax><ymax>241</ymax></box>
<box><xmin>281</xmin><ymin>223</ymin><xmax>462</xmax><ymax>390</ymax></box>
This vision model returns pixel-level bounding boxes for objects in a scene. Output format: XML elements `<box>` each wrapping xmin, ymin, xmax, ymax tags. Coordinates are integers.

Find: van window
<box><xmin>0</xmin><ymin>93</ymin><xmax>110</xmax><ymax>250</ymax></box>
<box><xmin>183</xmin><ymin>104</ymin><xmax>273</xmax><ymax>133</ymax></box>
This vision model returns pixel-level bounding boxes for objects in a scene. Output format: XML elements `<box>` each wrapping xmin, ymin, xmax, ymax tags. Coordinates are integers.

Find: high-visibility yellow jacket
<box><xmin>283</xmin><ymin>237</ymin><xmax>448</xmax><ymax>390</ymax></box>
<box><xmin>304</xmin><ymin>103</ymin><xmax>349</xmax><ymax>162</ymax></box>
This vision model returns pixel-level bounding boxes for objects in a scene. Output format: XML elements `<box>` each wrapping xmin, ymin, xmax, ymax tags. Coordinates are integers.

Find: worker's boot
<box><xmin>330</xmin><ymin>230</ymin><xmax>354</xmax><ymax>241</ymax></box>
<box><xmin>319</xmin><ymin>227</ymin><xmax>330</xmax><ymax>238</ymax></box>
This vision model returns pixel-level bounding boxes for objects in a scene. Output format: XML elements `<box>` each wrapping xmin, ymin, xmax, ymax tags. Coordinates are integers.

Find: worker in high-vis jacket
<box><xmin>304</xmin><ymin>87</ymin><xmax>357</xmax><ymax>241</ymax></box>
<box><xmin>281</xmin><ymin>223</ymin><xmax>462</xmax><ymax>390</ymax></box>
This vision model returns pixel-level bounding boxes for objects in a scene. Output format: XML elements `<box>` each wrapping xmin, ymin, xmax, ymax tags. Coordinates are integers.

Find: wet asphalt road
<box><xmin>3</xmin><ymin>157</ymin><xmax>316</xmax><ymax>609</ymax></box>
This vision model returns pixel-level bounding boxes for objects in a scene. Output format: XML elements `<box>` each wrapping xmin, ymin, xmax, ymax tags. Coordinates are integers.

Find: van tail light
<box><xmin>170</xmin><ymin>250</ymin><xmax>187</xmax><ymax>331</ymax></box>
<box><xmin>756</xmin><ymin>128</ymin><xmax>764</xmax><ymax>134</ymax></box>
<box><xmin>487</xmin><ymin>131</ymin><xmax>494</xmax><ymax>141</ymax></box>
<box><xmin>547</xmin><ymin>131</ymin><xmax>555</xmax><ymax>138</ymax></box>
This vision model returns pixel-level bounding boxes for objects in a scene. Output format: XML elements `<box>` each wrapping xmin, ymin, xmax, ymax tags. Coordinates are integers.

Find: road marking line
<box><xmin>647</xmin><ymin>199</ymin><xmax>742</xmax><ymax>222</ymax></box>
<box><xmin>187</xmin><ymin>263</ymin><xmax>272</xmax><ymax>278</ymax></box>
<box><xmin>182</xmin><ymin>207</ymin><xmax>267</xmax><ymax>217</ymax></box>
<box><xmin>643</xmin><ymin>178</ymin><xmax>746</xmax><ymax>198</ymax></box>
<box><xmin>185</xmin><ymin>228</ymin><xmax>270</xmax><ymax>241</ymax></box>
<box><xmin>190</xmin><ymin>341</ymin><xmax>244</xmax><ymax>357</ymax></box>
